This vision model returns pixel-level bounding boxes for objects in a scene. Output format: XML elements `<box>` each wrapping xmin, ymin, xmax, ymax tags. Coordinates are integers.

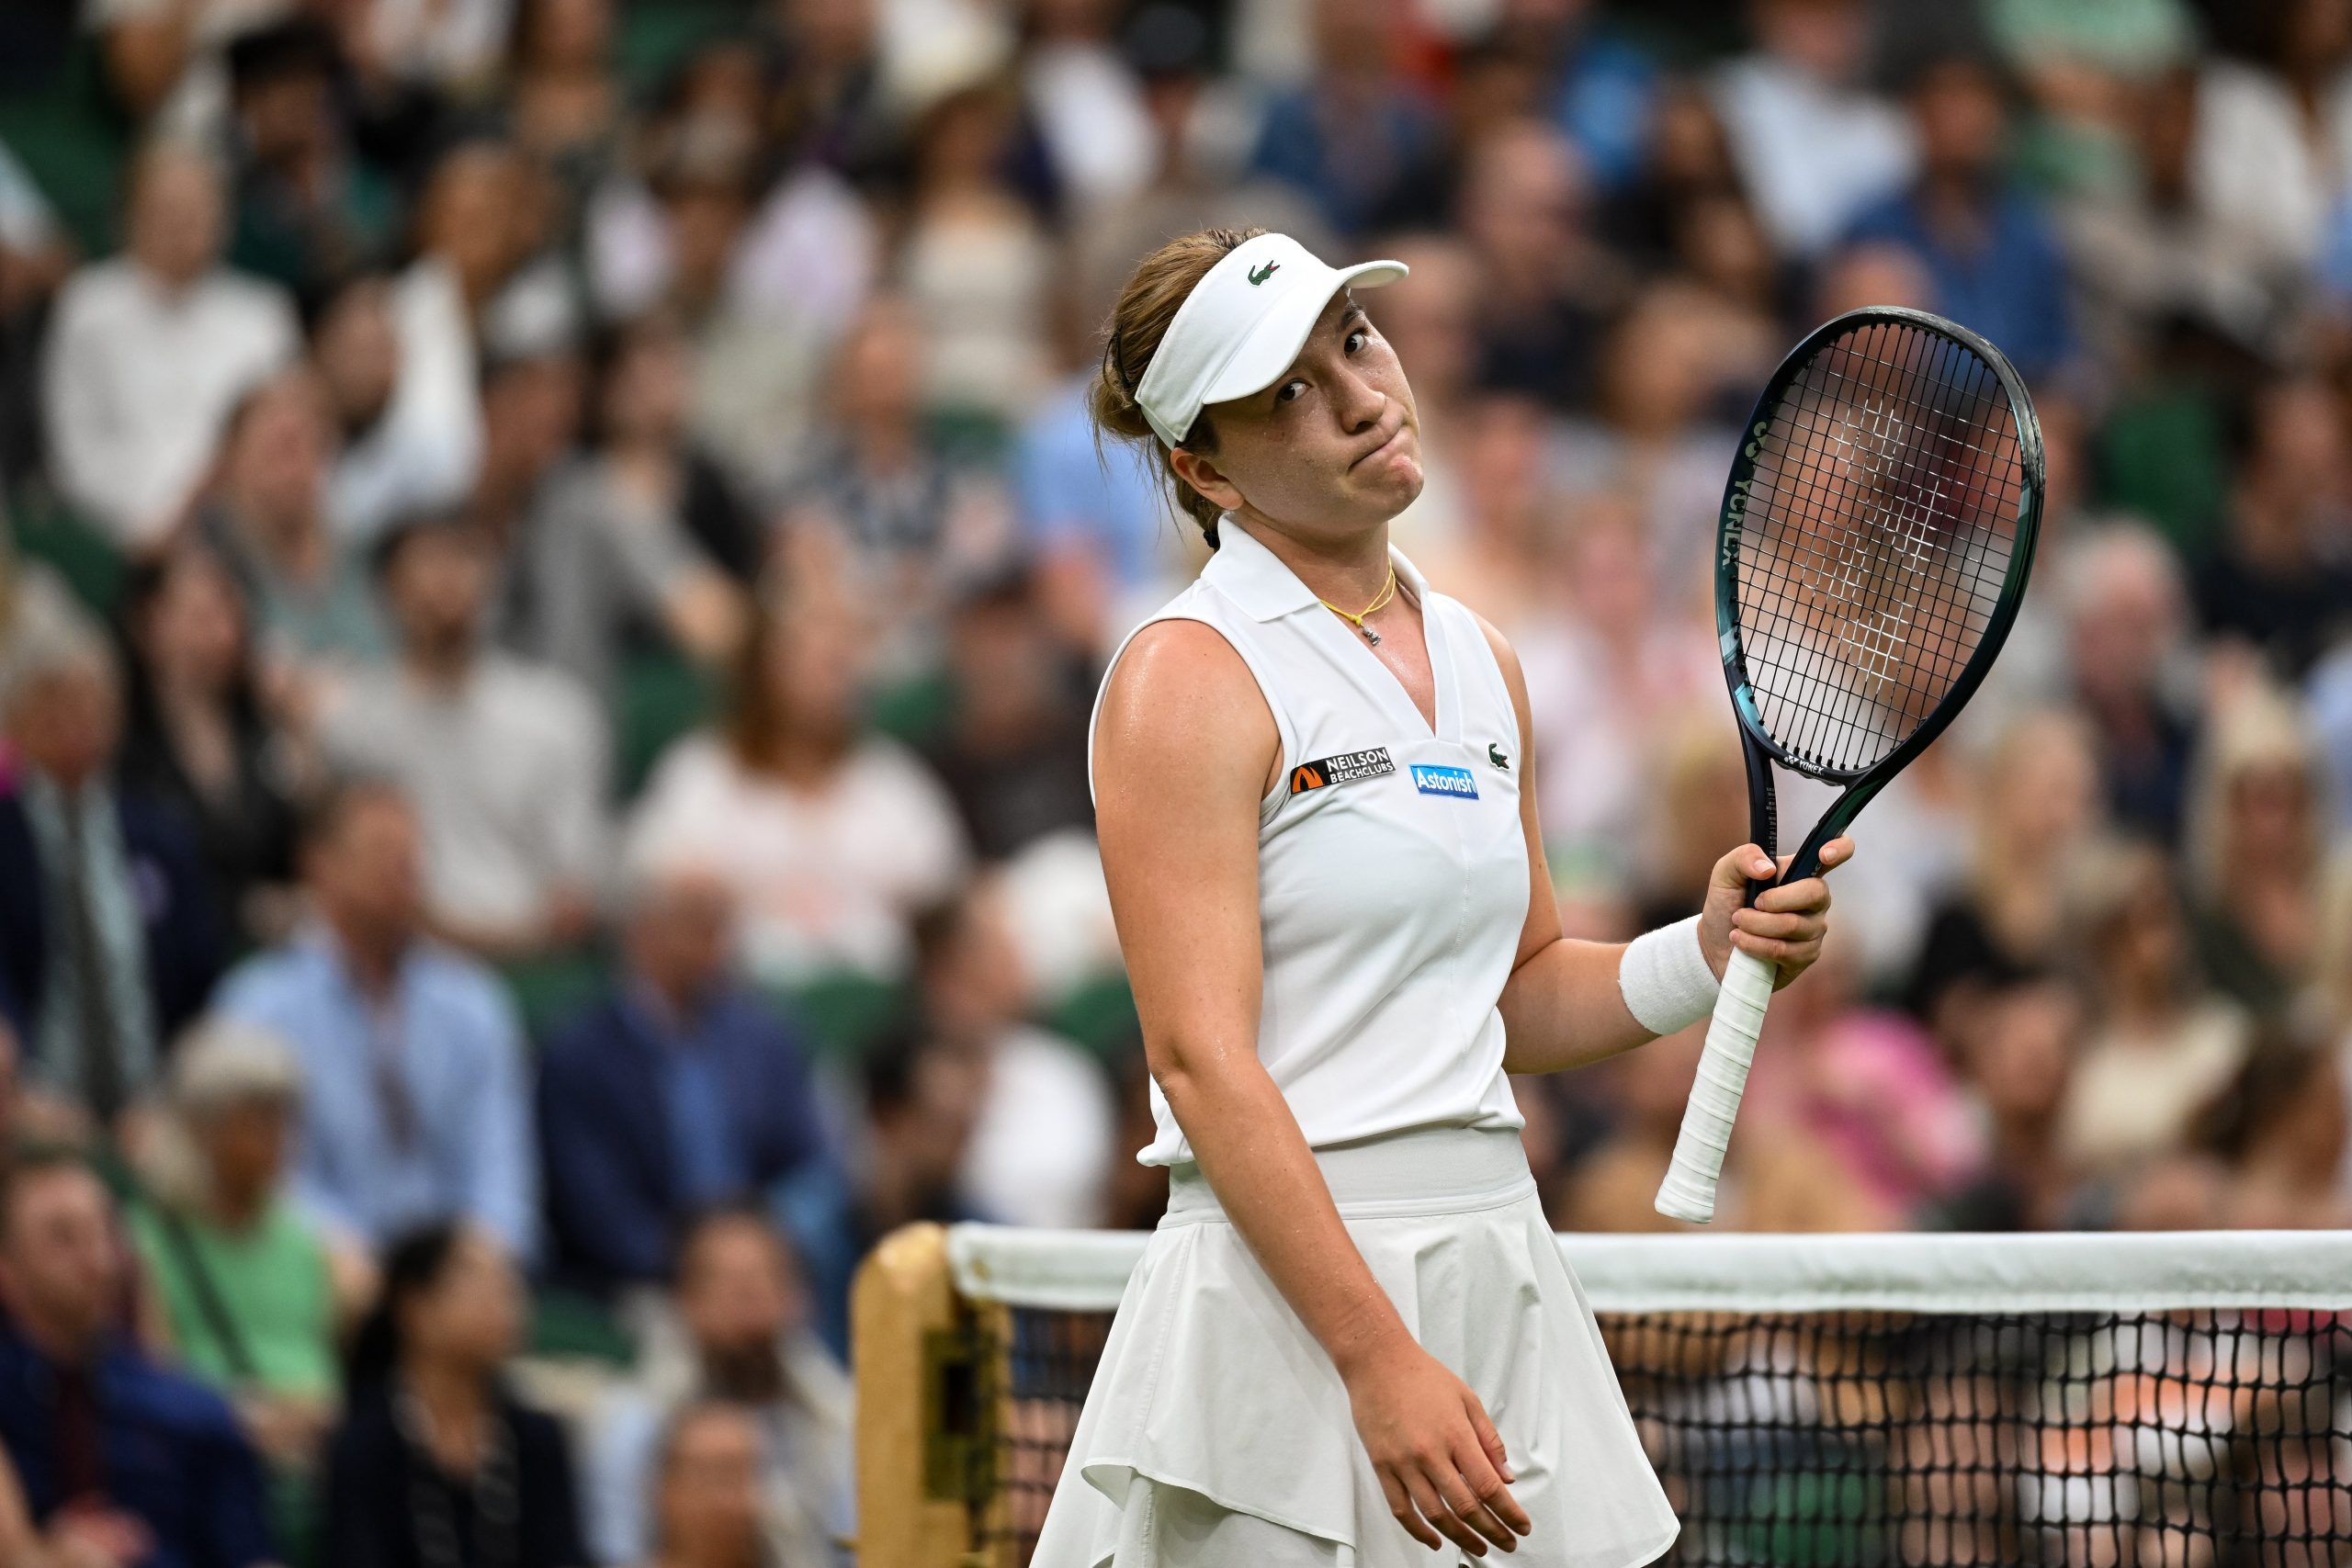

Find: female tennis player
<box><xmin>1032</xmin><ymin>230</ymin><xmax>1851</xmax><ymax>1568</ymax></box>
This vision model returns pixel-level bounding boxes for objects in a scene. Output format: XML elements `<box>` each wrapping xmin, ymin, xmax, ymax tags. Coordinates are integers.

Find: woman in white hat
<box><xmin>1031</xmin><ymin>229</ymin><xmax>1853</xmax><ymax>1568</ymax></box>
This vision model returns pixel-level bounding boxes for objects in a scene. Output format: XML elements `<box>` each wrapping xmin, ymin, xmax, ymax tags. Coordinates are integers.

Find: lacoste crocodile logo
<box><xmin>1249</xmin><ymin>261</ymin><xmax>1281</xmax><ymax>286</ymax></box>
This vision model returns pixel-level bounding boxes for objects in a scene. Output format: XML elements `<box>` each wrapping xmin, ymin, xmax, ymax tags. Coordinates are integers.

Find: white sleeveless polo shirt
<box><xmin>1090</xmin><ymin>521</ymin><xmax>1529</xmax><ymax>1166</ymax></box>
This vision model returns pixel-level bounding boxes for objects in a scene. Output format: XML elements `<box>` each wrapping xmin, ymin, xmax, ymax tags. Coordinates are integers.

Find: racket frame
<box><xmin>1656</xmin><ymin>307</ymin><xmax>2046</xmax><ymax>1225</ymax></box>
<box><xmin>1715</xmin><ymin>306</ymin><xmax>2046</xmax><ymax>889</ymax></box>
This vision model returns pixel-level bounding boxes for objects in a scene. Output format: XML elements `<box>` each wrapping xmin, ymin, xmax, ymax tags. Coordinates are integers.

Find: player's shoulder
<box><xmin>1096</xmin><ymin>611</ymin><xmax>1277</xmax><ymax>784</ymax></box>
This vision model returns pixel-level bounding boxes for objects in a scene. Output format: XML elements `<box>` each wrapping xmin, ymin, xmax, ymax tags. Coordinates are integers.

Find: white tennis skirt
<box><xmin>1029</xmin><ymin>1124</ymin><xmax>1680</xmax><ymax>1568</ymax></box>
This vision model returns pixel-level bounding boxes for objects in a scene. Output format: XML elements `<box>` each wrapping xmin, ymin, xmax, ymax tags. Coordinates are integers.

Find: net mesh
<box><xmin>1734</xmin><ymin>318</ymin><xmax>2029</xmax><ymax>779</ymax></box>
<box><xmin>958</xmin><ymin>1235</ymin><xmax>2352</xmax><ymax>1568</ymax></box>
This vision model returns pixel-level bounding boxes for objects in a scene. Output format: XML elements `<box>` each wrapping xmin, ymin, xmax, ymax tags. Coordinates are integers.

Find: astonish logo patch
<box><xmin>1411</xmin><ymin>764</ymin><xmax>1479</xmax><ymax>799</ymax></box>
<box><xmin>1289</xmin><ymin>747</ymin><xmax>1395</xmax><ymax>795</ymax></box>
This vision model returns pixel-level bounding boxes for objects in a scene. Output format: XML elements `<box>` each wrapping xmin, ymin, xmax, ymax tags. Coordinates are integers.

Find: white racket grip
<box><xmin>1654</xmin><ymin>946</ymin><xmax>1778</xmax><ymax>1224</ymax></box>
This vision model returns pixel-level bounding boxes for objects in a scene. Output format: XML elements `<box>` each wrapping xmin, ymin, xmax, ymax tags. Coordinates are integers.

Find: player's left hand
<box><xmin>1698</xmin><ymin>838</ymin><xmax>1852</xmax><ymax>990</ymax></box>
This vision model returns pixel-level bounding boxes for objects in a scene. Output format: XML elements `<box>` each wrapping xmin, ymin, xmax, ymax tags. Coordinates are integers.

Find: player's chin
<box><xmin>1351</xmin><ymin>449</ymin><xmax>1425</xmax><ymax>512</ymax></box>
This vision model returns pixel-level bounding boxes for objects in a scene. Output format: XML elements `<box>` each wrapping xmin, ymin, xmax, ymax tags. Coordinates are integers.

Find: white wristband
<box><xmin>1618</xmin><ymin>915</ymin><xmax>1721</xmax><ymax>1036</ymax></box>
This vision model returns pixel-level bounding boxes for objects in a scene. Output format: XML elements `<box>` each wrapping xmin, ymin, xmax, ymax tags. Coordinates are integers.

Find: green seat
<box><xmin>0</xmin><ymin>39</ymin><xmax>132</xmax><ymax>256</ymax></box>
<box><xmin>774</xmin><ymin>971</ymin><xmax>910</xmax><ymax>1064</ymax></box>
<box><xmin>616</xmin><ymin>0</ymin><xmax>748</xmax><ymax>94</ymax></box>
<box><xmin>1047</xmin><ymin>970</ymin><xmax>1142</xmax><ymax>1063</ymax></box>
<box><xmin>866</xmin><ymin>668</ymin><xmax>954</xmax><ymax>747</ymax></box>
<box><xmin>616</xmin><ymin>648</ymin><xmax>718</xmax><ymax>798</ymax></box>
<box><xmin>496</xmin><ymin>948</ymin><xmax>607</xmax><ymax>1043</ymax></box>
<box><xmin>2095</xmin><ymin>384</ymin><xmax>2230</xmax><ymax>560</ymax></box>
<box><xmin>10</xmin><ymin>486</ymin><xmax>125</xmax><ymax>619</ymax></box>
<box><xmin>528</xmin><ymin>1285</ymin><xmax>638</xmax><ymax>1369</ymax></box>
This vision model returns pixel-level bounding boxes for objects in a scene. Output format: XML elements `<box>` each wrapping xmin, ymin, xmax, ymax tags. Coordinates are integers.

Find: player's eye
<box><xmin>1275</xmin><ymin>380</ymin><xmax>1307</xmax><ymax>404</ymax></box>
<box><xmin>1345</xmin><ymin>329</ymin><xmax>1369</xmax><ymax>354</ymax></box>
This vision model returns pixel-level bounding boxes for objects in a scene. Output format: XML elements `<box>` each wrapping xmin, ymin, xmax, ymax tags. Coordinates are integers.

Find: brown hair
<box><xmin>1091</xmin><ymin>226</ymin><xmax>1265</xmax><ymax>547</ymax></box>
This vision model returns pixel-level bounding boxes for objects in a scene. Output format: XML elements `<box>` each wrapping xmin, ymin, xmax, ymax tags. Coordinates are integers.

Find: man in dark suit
<box><xmin>538</xmin><ymin>846</ymin><xmax>833</xmax><ymax>1292</ymax></box>
<box><xmin>0</xmin><ymin>613</ymin><xmax>224</xmax><ymax>1122</ymax></box>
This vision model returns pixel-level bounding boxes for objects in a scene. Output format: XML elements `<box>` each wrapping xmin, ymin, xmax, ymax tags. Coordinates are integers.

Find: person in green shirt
<box><xmin>129</xmin><ymin>1019</ymin><xmax>345</xmax><ymax>1563</ymax></box>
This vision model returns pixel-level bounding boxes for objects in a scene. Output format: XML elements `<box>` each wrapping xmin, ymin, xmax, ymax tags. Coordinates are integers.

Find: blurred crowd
<box><xmin>0</xmin><ymin>0</ymin><xmax>2350</xmax><ymax>1562</ymax></box>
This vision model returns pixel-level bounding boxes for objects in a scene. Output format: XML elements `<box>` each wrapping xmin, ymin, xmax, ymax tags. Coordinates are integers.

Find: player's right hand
<box><xmin>1341</xmin><ymin>1340</ymin><xmax>1532</xmax><ymax>1555</ymax></box>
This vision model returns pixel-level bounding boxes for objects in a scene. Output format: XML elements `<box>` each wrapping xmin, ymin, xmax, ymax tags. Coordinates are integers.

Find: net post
<box><xmin>853</xmin><ymin>1222</ymin><xmax>1014</xmax><ymax>1566</ymax></box>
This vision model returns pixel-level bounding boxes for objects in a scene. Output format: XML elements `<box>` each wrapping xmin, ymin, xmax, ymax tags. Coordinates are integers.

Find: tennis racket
<box><xmin>1654</xmin><ymin>307</ymin><xmax>2044</xmax><ymax>1224</ymax></box>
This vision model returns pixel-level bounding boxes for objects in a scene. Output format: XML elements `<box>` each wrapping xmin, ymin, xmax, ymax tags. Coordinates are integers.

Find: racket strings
<box><xmin>1734</xmin><ymin>319</ymin><xmax>2027</xmax><ymax>775</ymax></box>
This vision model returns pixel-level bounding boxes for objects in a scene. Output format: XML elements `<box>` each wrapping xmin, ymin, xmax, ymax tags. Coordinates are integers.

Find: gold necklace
<box><xmin>1319</xmin><ymin>565</ymin><xmax>1397</xmax><ymax>646</ymax></box>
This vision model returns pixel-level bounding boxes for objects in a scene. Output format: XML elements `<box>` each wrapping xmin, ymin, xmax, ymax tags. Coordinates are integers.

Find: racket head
<box><xmin>1716</xmin><ymin>308</ymin><xmax>2043</xmax><ymax>816</ymax></box>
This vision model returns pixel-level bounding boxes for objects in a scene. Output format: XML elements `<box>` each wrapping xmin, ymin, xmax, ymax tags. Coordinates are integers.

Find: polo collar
<box><xmin>1204</xmin><ymin>518</ymin><xmax>1433</xmax><ymax>623</ymax></box>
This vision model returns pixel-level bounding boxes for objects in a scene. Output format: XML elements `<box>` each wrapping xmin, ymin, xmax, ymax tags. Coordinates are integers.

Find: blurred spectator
<box><xmin>629</xmin><ymin>569</ymin><xmax>968</xmax><ymax>988</ymax></box>
<box><xmin>1555</xmin><ymin>1021</ymin><xmax>1877</xmax><ymax>1233</ymax></box>
<box><xmin>1742</xmin><ymin>947</ymin><xmax>1986</xmax><ymax>1226</ymax></box>
<box><xmin>635</xmin><ymin>1402</ymin><xmax>772</xmax><ymax>1568</ymax></box>
<box><xmin>213</xmin><ymin>779</ymin><xmax>537</xmax><ymax>1259</ymax></box>
<box><xmin>916</xmin><ymin>879</ymin><xmax>1113</xmax><ymax>1230</ymax></box>
<box><xmin>2183</xmin><ymin>682</ymin><xmax>2336</xmax><ymax>1017</ymax></box>
<box><xmin>515</xmin><ymin>313</ymin><xmax>751</xmax><ymax>706</ymax></box>
<box><xmin>326</xmin><ymin>1224</ymin><xmax>587</xmax><ymax>1568</ymax></box>
<box><xmin>321</xmin><ymin>513</ymin><xmax>605</xmax><ymax>959</ymax></box>
<box><xmin>0</xmin><ymin>1148</ymin><xmax>278</xmax><ymax>1568</ymax></box>
<box><xmin>586</xmin><ymin>1209</ymin><xmax>852</xmax><ymax>1568</ymax></box>
<box><xmin>1454</xmin><ymin>117</ymin><xmax>1622</xmax><ymax>409</ymax></box>
<box><xmin>2189</xmin><ymin>0</ymin><xmax>2352</xmax><ymax>282</ymax></box>
<box><xmin>2057</xmin><ymin>64</ymin><xmax>2290</xmax><ymax>373</ymax></box>
<box><xmin>128</xmin><ymin>1021</ymin><xmax>342</xmax><ymax>1555</ymax></box>
<box><xmin>2195</xmin><ymin>377</ymin><xmax>2352</xmax><ymax>679</ymax></box>
<box><xmin>469</xmin><ymin>347</ymin><xmax>587</xmax><ymax>595</ymax></box>
<box><xmin>2057</xmin><ymin>840</ymin><xmax>2253</xmax><ymax>1179</ymax></box>
<box><xmin>1844</xmin><ymin>52</ymin><xmax>2075</xmax><ymax>380</ymax></box>
<box><xmin>769</xmin><ymin>296</ymin><xmax>1020</xmax><ymax>678</ymax></box>
<box><xmin>192</xmin><ymin>368</ymin><xmax>389</xmax><ymax>678</ymax></box>
<box><xmin>2059</xmin><ymin>525</ymin><xmax>2201</xmax><ymax>842</ymax></box>
<box><xmin>502</xmin><ymin>0</ymin><xmax>624</xmax><ymax>231</ymax></box>
<box><xmin>1498</xmin><ymin>0</ymin><xmax>1660</xmax><ymax>194</ymax></box>
<box><xmin>1903</xmin><ymin>710</ymin><xmax>2100</xmax><ymax>1041</ymax></box>
<box><xmin>918</xmin><ymin>571</ymin><xmax>1096</xmax><ymax>860</ymax></box>
<box><xmin>538</xmin><ymin>847</ymin><xmax>831</xmax><ymax>1293</ymax></box>
<box><xmin>1249</xmin><ymin>0</ymin><xmax>1442</xmax><ymax>240</ymax></box>
<box><xmin>586</xmin><ymin>51</ymin><xmax>879</xmax><ymax>494</ymax></box>
<box><xmin>311</xmin><ymin>271</ymin><xmax>483</xmax><ymax>547</ymax></box>
<box><xmin>763</xmin><ymin>0</ymin><xmax>897</xmax><ymax>180</ymax></box>
<box><xmin>1934</xmin><ymin>969</ymin><xmax>2087</xmax><ymax>1231</ymax></box>
<box><xmin>0</xmin><ymin>611</ymin><xmax>224</xmax><ymax>1124</ymax></box>
<box><xmin>1712</xmin><ymin>0</ymin><xmax>1916</xmax><ymax>258</ymax></box>
<box><xmin>2199</xmin><ymin>1034</ymin><xmax>2352</xmax><ymax>1229</ymax></box>
<box><xmin>800</xmin><ymin>1026</ymin><xmax>986</xmax><ymax>1348</ymax></box>
<box><xmin>222</xmin><ymin>18</ymin><xmax>393</xmax><ymax>298</ymax></box>
<box><xmin>0</xmin><ymin>137</ymin><xmax>74</xmax><ymax>491</ymax></box>
<box><xmin>42</xmin><ymin>141</ymin><xmax>300</xmax><ymax>553</ymax></box>
<box><xmin>1022</xmin><ymin>0</ymin><xmax>1158</xmax><ymax>216</ymax></box>
<box><xmin>1600</xmin><ymin>78</ymin><xmax>1742</xmax><ymax>267</ymax></box>
<box><xmin>898</xmin><ymin>84</ymin><xmax>1057</xmax><ymax>428</ymax></box>
<box><xmin>1519</xmin><ymin>495</ymin><xmax>1721</xmax><ymax>897</ymax></box>
<box><xmin>1550</xmin><ymin>282</ymin><xmax>1752</xmax><ymax>592</ymax></box>
<box><xmin>409</xmin><ymin>140</ymin><xmax>569</xmax><ymax>359</ymax></box>
<box><xmin>116</xmin><ymin>547</ymin><xmax>307</xmax><ymax>945</ymax></box>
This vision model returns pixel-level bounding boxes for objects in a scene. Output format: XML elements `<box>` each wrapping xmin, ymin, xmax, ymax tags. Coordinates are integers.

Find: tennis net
<box><xmin>852</xmin><ymin>1225</ymin><xmax>2352</xmax><ymax>1567</ymax></box>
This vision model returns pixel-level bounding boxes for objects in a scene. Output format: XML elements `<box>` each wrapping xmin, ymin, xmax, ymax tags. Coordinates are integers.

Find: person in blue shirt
<box><xmin>1842</xmin><ymin>52</ymin><xmax>2074</xmax><ymax>381</ymax></box>
<box><xmin>0</xmin><ymin>1148</ymin><xmax>278</xmax><ymax>1568</ymax></box>
<box><xmin>211</xmin><ymin>778</ymin><xmax>538</xmax><ymax>1264</ymax></box>
<box><xmin>1246</xmin><ymin>1</ymin><xmax>1442</xmax><ymax>239</ymax></box>
<box><xmin>537</xmin><ymin>846</ymin><xmax>832</xmax><ymax>1292</ymax></box>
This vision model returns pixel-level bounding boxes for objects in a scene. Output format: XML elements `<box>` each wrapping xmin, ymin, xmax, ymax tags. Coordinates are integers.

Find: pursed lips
<box><xmin>1351</xmin><ymin>419</ymin><xmax>1408</xmax><ymax>471</ymax></box>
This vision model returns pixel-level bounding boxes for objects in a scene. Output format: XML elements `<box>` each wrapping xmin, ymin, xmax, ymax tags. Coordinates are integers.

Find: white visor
<box><xmin>1133</xmin><ymin>232</ymin><xmax>1408</xmax><ymax>448</ymax></box>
